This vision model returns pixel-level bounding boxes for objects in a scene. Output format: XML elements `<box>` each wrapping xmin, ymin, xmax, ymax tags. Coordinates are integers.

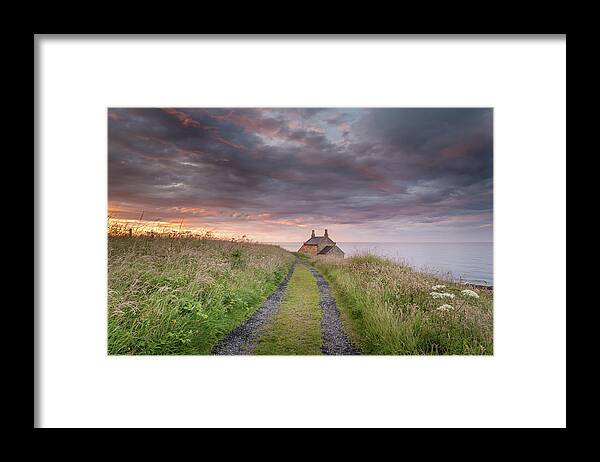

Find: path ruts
<box><xmin>212</xmin><ymin>263</ymin><xmax>296</xmax><ymax>355</ymax></box>
<box><xmin>308</xmin><ymin>266</ymin><xmax>361</xmax><ymax>355</ymax></box>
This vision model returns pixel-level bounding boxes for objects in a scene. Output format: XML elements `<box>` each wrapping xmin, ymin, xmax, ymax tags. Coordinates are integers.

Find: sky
<box><xmin>108</xmin><ymin>108</ymin><xmax>493</xmax><ymax>242</ymax></box>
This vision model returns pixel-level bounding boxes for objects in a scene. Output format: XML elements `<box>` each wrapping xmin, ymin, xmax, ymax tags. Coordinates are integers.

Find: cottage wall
<box><xmin>298</xmin><ymin>244</ymin><xmax>318</xmax><ymax>256</ymax></box>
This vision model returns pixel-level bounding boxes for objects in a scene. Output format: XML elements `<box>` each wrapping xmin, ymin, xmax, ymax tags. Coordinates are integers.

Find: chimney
<box><xmin>324</xmin><ymin>229</ymin><xmax>328</xmax><ymax>237</ymax></box>
<box><xmin>311</xmin><ymin>230</ymin><xmax>315</xmax><ymax>238</ymax></box>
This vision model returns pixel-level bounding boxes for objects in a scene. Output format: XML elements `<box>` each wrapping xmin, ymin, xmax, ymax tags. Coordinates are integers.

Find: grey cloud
<box><xmin>108</xmin><ymin>108</ymin><xmax>493</xmax><ymax>239</ymax></box>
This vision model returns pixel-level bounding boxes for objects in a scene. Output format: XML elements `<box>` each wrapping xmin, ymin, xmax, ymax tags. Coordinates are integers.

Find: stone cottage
<box><xmin>297</xmin><ymin>229</ymin><xmax>345</xmax><ymax>258</ymax></box>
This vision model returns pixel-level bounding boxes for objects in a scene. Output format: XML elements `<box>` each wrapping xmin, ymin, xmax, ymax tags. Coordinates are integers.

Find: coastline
<box><xmin>268</xmin><ymin>241</ymin><xmax>493</xmax><ymax>288</ymax></box>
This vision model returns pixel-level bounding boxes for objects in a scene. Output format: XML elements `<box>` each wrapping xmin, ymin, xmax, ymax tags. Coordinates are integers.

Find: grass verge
<box><xmin>108</xmin><ymin>235</ymin><xmax>295</xmax><ymax>355</ymax></box>
<box><xmin>313</xmin><ymin>255</ymin><xmax>493</xmax><ymax>355</ymax></box>
<box><xmin>254</xmin><ymin>265</ymin><xmax>322</xmax><ymax>355</ymax></box>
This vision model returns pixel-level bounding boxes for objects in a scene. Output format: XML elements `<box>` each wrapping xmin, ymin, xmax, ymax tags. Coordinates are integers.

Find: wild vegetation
<box><xmin>108</xmin><ymin>221</ymin><xmax>493</xmax><ymax>356</ymax></box>
<box><xmin>313</xmin><ymin>254</ymin><xmax>493</xmax><ymax>355</ymax></box>
<box><xmin>108</xmin><ymin>234</ymin><xmax>294</xmax><ymax>354</ymax></box>
<box><xmin>254</xmin><ymin>265</ymin><xmax>322</xmax><ymax>355</ymax></box>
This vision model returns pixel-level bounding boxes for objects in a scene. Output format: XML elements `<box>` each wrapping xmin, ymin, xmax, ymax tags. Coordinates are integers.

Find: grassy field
<box><xmin>108</xmin><ymin>232</ymin><xmax>493</xmax><ymax>356</ymax></box>
<box><xmin>254</xmin><ymin>265</ymin><xmax>322</xmax><ymax>355</ymax></box>
<box><xmin>313</xmin><ymin>254</ymin><xmax>493</xmax><ymax>355</ymax></box>
<box><xmin>108</xmin><ymin>235</ymin><xmax>295</xmax><ymax>354</ymax></box>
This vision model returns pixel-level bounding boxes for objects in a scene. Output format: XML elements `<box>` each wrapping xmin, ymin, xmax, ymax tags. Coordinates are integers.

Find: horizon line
<box><xmin>262</xmin><ymin>240</ymin><xmax>493</xmax><ymax>244</ymax></box>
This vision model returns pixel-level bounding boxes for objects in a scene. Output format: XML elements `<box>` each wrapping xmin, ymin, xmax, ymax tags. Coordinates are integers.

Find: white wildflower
<box><xmin>430</xmin><ymin>292</ymin><xmax>455</xmax><ymax>299</ymax></box>
<box><xmin>461</xmin><ymin>289</ymin><xmax>480</xmax><ymax>299</ymax></box>
<box><xmin>432</xmin><ymin>284</ymin><xmax>446</xmax><ymax>290</ymax></box>
<box><xmin>436</xmin><ymin>304</ymin><xmax>454</xmax><ymax>312</ymax></box>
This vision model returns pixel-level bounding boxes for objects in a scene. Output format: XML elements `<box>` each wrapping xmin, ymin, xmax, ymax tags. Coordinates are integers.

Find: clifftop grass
<box><xmin>313</xmin><ymin>254</ymin><xmax>493</xmax><ymax>355</ymax></box>
<box><xmin>108</xmin><ymin>235</ymin><xmax>295</xmax><ymax>355</ymax></box>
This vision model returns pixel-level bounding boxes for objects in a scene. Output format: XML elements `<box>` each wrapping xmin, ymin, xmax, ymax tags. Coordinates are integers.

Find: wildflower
<box><xmin>436</xmin><ymin>304</ymin><xmax>453</xmax><ymax>312</ymax></box>
<box><xmin>430</xmin><ymin>291</ymin><xmax>455</xmax><ymax>299</ymax></box>
<box><xmin>461</xmin><ymin>289</ymin><xmax>480</xmax><ymax>299</ymax></box>
<box><xmin>432</xmin><ymin>284</ymin><xmax>446</xmax><ymax>290</ymax></box>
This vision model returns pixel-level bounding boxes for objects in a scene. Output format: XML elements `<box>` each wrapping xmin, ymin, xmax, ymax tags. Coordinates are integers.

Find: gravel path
<box><xmin>308</xmin><ymin>266</ymin><xmax>361</xmax><ymax>355</ymax></box>
<box><xmin>212</xmin><ymin>263</ymin><xmax>296</xmax><ymax>355</ymax></box>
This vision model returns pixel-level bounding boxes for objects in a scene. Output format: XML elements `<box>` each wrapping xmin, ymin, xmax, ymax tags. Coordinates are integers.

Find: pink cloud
<box><xmin>162</xmin><ymin>108</ymin><xmax>203</xmax><ymax>128</ymax></box>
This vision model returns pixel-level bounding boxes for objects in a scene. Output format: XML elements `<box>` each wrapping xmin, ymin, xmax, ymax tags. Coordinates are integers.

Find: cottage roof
<box><xmin>303</xmin><ymin>235</ymin><xmax>335</xmax><ymax>246</ymax></box>
<box><xmin>318</xmin><ymin>245</ymin><xmax>336</xmax><ymax>255</ymax></box>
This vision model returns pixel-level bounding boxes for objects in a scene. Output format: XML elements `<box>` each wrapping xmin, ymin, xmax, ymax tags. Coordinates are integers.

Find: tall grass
<box><xmin>108</xmin><ymin>234</ymin><xmax>295</xmax><ymax>354</ymax></box>
<box><xmin>313</xmin><ymin>254</ymin><xmax>493</xmax><ymax>355</ymax></box>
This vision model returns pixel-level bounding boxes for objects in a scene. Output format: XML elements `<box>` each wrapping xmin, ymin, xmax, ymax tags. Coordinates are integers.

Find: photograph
<box><xmin>36</xmin><ymin>34</ymin><xmax>566</xmax><ymax>429</ymax></box>
<box><xmin>107</xmin><ymin>107</ymin><xmax>493</xmax><ymax>356</ymax></box>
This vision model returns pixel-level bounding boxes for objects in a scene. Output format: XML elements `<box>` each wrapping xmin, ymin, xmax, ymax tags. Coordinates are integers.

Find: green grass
<box><xmin>254</xmin><ymin>265</ymin><xmax>322</xmax><ymax>355</ymax></box>
<box><xmin>108</xmin><ymin>235</ymin><xmax>295</xmax><ymax>355</ymax></box>
<box><xmin>313</xmin><ymin>255</ymin><xmax>493</xmax><ymax>355</ymax></box>
<box><xmin>292</xmin><ymin>252</ymin><xmax>311</xmax><ymax>262</ymax></box>
<box><xmin>108</xmin><ymin>232</ymin><xmax>492</xmax><ymax>356</ymax></box>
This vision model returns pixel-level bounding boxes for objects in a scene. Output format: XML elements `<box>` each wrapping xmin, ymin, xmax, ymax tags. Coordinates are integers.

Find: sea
<box><xmin>266</xmin><ymin>242</ymin><xmax>493</xmax><ymax>287</ymax></box>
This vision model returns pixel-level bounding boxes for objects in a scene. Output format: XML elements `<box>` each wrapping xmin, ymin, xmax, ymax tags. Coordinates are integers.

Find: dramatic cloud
<box><xmin>108</xmin><ymin>108</ymin><xmax>493</xmax><ymax>242</ymax></box>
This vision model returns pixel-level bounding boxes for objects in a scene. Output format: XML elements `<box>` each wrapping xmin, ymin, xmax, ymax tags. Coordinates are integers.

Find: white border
<box><xmin>37</xmin><ymin>36</ymin><xmax>566</xmax><ymax>428</ymax></box>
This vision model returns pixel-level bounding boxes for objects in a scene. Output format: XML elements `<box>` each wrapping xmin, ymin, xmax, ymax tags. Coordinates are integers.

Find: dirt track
<box><xmin>212</xmin><ymin>261</ymin><xmax>360</xmax><ymax>355</ymax></box>
<box><xmin>308</xmin><ymin>266</ymin><xmax>361</xmax><ymax>355</ymax></box>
